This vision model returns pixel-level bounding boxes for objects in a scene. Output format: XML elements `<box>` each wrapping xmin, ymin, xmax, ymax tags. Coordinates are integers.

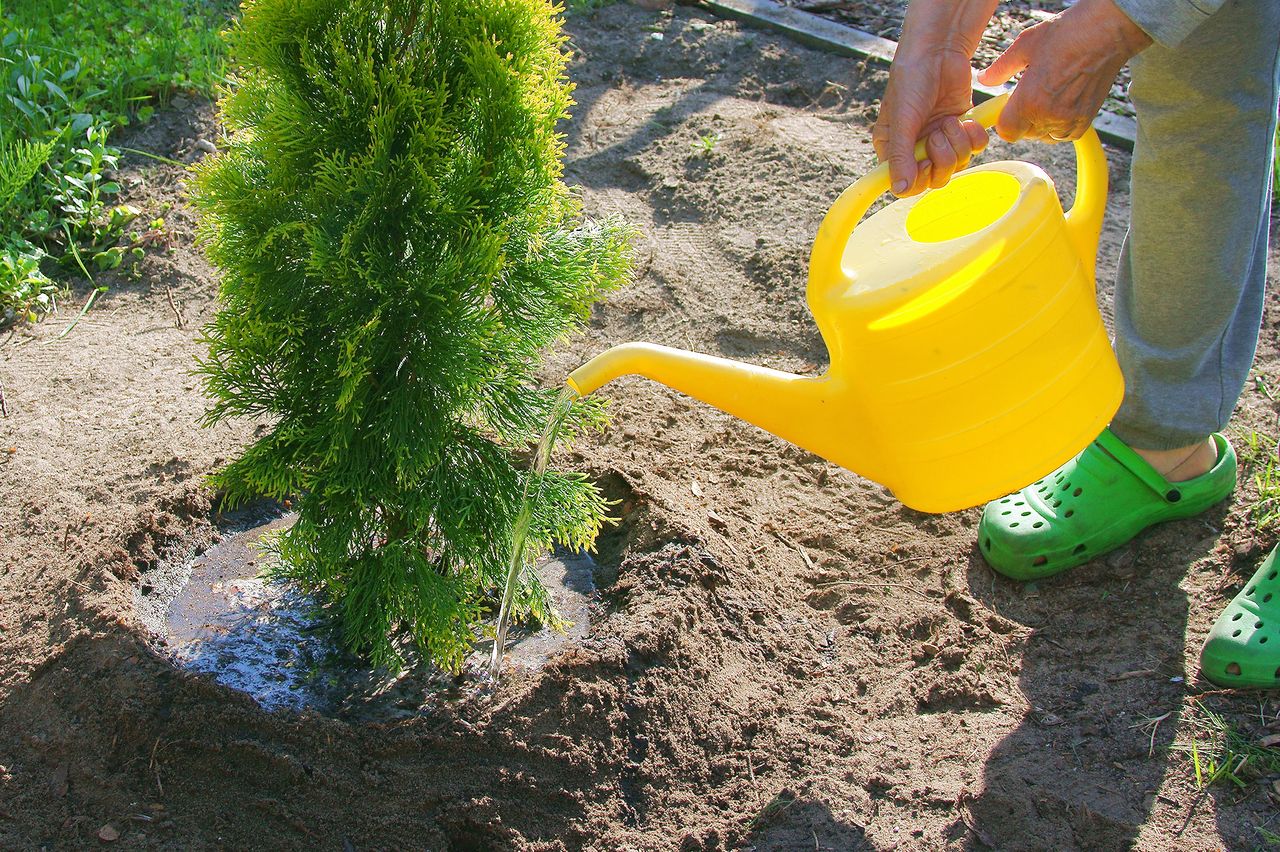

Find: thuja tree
<box><xmin>192</xmin><ymin>0</ymin><xmax>631</xmax><ymax>670</ymax></box>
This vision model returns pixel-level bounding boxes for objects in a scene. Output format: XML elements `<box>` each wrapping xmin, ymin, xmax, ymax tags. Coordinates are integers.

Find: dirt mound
<box><xmin>3</xmin><ymin>4</ymin><xmax>1280</xmax><ymax>849</ymax></box>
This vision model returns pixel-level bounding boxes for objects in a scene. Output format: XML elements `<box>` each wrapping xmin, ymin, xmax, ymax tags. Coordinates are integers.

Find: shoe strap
<box><xmin>1094</xmin><ymin>429</ymin><xmax>1183</xmax><ymax>504</ymax></box>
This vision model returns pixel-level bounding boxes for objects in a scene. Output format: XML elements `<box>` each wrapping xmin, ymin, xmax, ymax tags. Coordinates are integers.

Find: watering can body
<box><xmin>568</xmin><ymin>95</ymin><xmax>1124</xmax><ymax>513</ymax></box>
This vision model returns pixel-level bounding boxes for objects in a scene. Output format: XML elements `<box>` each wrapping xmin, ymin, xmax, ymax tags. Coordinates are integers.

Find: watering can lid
<box><xmin>836</xmin><ymin>160</ymin><xmax>1063</xmax><ymax>308</ymax></box>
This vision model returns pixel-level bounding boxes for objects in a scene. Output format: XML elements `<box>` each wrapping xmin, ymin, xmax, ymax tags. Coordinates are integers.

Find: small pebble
<box><xmin>194</xmin><ymin>138</ymin><xmax>218</xmax><ymax>154</ymax></box>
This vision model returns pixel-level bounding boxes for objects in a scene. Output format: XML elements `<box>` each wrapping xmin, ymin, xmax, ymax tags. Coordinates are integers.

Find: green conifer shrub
<box><xmin>192</xmin><ymin>0</ymin><xmax>631</xmax><ymax>670</ymax></box>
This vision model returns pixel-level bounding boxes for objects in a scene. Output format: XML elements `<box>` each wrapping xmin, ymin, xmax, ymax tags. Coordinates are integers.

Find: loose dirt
<box><xmin>2</xmin><ymin>4</ymin><xmax>1278</xmax><ymax>849</ymax></box>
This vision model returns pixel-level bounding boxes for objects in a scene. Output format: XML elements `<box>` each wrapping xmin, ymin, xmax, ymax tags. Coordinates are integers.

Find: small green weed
<box><xmin>748</xmin><ymin>791</ymin><xmax>798</xmax><ymax>831</ymax></box>
<box><xmin>691</xmin><ymin>131</ymin><xmax>722</xmax><ymax>157</ymax></box>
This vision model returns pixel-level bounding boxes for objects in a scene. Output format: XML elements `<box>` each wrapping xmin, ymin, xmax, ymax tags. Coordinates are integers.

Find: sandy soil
<box><xmin>2</xmin><ymin>4</ymin><xmax>1279</xmax><ymax>849</ymax></box>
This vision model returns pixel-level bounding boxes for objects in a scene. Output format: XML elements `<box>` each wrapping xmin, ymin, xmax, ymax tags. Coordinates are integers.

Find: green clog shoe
<box><xmin>1201</xmin><ymin>546</ymin><xmax>1280</xmax><ymax>689</ymax></box>
<box><xmin>978</xmin><ymin>430</ymin><xmax>1237</xmax><ymax>581</ymax></box>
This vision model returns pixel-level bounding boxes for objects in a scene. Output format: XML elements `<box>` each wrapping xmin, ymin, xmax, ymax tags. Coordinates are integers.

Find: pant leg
<box><xmin>1109</xmin><ymin>0</ymin><xmax>1280</xmax><ymax>451</ymax></box>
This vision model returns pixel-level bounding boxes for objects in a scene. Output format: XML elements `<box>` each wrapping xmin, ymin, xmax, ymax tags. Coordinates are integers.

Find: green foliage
<box><xmin>0</xmin><ymin>0</ymin><xmax>227</xmax><ymax>325</ymax></box>
<box><xmin>193</xmin><ymin>0</ymin><xmax>633</xmax><ymax>670</ymax></box>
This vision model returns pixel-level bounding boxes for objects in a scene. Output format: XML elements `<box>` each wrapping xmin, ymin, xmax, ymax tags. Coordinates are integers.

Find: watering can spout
<box><xmin>568</xmin><ymin>342</ymin><xmax>841</xmax><ymax>458</ymax></box>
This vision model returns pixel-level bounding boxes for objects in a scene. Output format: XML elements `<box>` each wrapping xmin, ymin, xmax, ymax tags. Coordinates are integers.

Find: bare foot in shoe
<box><xmin>1132</xmin><ymin>437</ymin><xmax>1218</xmax><ymax>482</ymax></box>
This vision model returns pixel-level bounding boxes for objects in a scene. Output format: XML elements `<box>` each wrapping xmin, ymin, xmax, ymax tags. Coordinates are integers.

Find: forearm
<box><xmin>897</xmin><ymin>0</ymin><xmax>1000</xmax><ymax>60</ymax></box>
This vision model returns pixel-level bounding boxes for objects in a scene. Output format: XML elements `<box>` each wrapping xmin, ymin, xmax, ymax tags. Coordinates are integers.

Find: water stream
<box><xmin>488</xmin><ymin>385</ymin><xmax>580</xmax><ymax>680</ymax></box>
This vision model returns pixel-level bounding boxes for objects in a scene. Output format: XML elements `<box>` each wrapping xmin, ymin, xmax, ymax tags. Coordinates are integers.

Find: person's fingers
<box><xmin>925</xmin><ymin>129</ymin><xmax>958</xmax><ymax>188</ymax></box>
<box><xmin>940</xmin><ymin>116</ymin><xmax>976</xmax><ymax>170</ymax></box>
<box><xmin>887</xmin><ymin>123</ymin><xmax>923</xmax><ymax>196</ymax></box>
<box><xmin>994</xmin><ymin>86</ymin><xmax>1036</xmax><ymax>142</ymax></box>
<box><xmin>961</xmin><ymin>119</ymin><xmax>989</xmax><ymax>156</ymax></box>
<box><xmin>909</xmin><ymin>160</ymin><xmax>932</xmax><ymax>197</ymax></box>
<box><xmin>977</xmin><ymin>29</ymin><xmax>1033</xmax><ymax>88</ymax></box>
<box><xmin>871</xmin><ymin>120</ymin><xmax>890</xmax><ymax>162</ymax></box>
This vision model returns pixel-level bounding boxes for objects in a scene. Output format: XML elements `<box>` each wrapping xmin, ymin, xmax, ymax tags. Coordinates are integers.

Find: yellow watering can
<box><xmin>567</xmin><ymin>94</ymin><xmax>1124</xmax><ymax>514</ymax></box>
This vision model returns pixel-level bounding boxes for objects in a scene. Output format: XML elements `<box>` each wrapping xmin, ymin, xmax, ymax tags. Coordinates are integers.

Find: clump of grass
<box><xmin>1239</xmin><ymin>430</ymin><xmax>1280</xmax><ymax>530</ymax></box>
<box><xmin>1173</xmin><ymin>700</ymin><xmax>1280</xmax><ymax>791</ymax></box>
<box><xmin>0</xmin><ymin>0</ymin><xmax>229</xmax><ymax>325</ymax></box>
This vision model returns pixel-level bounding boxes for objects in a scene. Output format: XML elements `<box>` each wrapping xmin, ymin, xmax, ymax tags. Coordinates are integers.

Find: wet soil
<box><xmin>2</xmin><ymin>3</ymin><xmax>1279</xmax><ymax>849</ymax></box>
<box><xmin>140</xmin><ymin>505</ymin><xmax>598</xmax><ymax>720</ymax></box>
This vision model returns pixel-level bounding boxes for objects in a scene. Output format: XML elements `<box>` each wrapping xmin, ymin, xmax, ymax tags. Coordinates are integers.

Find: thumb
<box><xmin>887</xmin><ymin>130</ymin><xmax>920</xmax><ymax>197</ymax></box>
<box><xmin>977</xmin><ymin>32</ymin><xmax>1031</xmax><ymax>87</ymax></box>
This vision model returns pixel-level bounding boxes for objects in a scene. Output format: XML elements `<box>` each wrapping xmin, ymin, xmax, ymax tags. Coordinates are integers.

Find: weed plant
<box><xmin>0</xmin><ymin>0</ymin><xmax>227</xmax><ymax>324</ymax></box>
<box><xmin>193</xmin><ymin>0</ymin><xmax>633</xmax><ymax>670</ymax></box>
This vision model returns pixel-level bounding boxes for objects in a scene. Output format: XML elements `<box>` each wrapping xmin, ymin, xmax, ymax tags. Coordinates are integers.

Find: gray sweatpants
<box><xmin>1109</xmin><ymin>0</ymin><xmax>1280</xmax><ymax>450</ymax></box>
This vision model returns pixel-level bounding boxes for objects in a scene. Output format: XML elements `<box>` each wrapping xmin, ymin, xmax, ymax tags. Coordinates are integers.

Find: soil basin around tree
<box><xmin>135</xmin><ymin>504</ymin><xmax>598</xmax><ymax>721</ymax></box>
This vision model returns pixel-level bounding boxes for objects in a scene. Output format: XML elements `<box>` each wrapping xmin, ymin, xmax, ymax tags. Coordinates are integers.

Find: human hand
<box><xmin>977</xmin><ymin>0</ymin><xmax>1152</xmax><ymax>142</ymax></box>
<box><xmin>872</xmin><ymin>0</ymin><xmax>999</xmax><ymax>197</ymax></box>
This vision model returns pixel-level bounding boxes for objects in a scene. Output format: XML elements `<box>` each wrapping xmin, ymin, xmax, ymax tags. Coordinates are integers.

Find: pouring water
<box><xmin>489</xmin><ymin>385</ymin><xmax>580</xmax><ymax>680</ymax></box>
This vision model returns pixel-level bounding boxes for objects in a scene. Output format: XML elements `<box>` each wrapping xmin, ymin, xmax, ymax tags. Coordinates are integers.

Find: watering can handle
<box><xmin>811</xmin><ymin>92</ymin><xmax>1108</xmax><ymax>281</ymax></box>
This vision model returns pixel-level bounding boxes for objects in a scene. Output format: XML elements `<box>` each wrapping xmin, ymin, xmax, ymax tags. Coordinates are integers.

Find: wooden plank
<box><xmin>700</xmin><ymin>0</ymin><xmax>1138</xmax><ymax>151</ymax></box>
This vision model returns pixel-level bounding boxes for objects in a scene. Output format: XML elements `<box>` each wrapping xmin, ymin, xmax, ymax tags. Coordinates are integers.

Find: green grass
<box><xmin>0</xmin><ymin>0</ymin><xmax>229</xmax><ymax>325</ymax></box>
<box><xmin>1173</xmin><ymin>700</ymin><xmax>1280</xmax><ymax>791</ymax></box>
<box><xmin>1237</xmin><ymin>429</ymin><xmax>1280</xmax><ymax>529</ymax></box>
<box><xmin>563</xmin><ymin>0</ymin><xmax>618</xmax><ymax>13</ymax></box>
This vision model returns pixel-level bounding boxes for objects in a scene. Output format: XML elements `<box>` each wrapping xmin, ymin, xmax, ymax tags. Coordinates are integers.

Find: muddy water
<box><xmin>142</xmin><ymin>506</ymin><xmax>596</xmax><ymax>720</ymax></box>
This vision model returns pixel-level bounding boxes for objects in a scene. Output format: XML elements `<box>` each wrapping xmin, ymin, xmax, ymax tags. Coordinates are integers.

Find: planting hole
<box><xmin>1227</xmin><ymin>662</ymin><xmax>1242</xmax><ymax>676</ymax></box>
<box><xmin>138</xmin><ymin>504</ymin><xmax>596</xmax><ymax>718</ymax></box>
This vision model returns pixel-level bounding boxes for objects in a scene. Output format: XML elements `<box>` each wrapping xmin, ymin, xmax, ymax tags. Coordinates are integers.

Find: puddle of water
<box><xmin>140</xmin><ymin>506</ymin><xmax>596</xmax><ymax>720</ymax></box>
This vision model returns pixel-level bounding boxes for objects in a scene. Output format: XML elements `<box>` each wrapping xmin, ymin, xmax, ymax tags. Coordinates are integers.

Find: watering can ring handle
<box><xmin>812</xmin><ymin>92</ymin><xmax>1109</xmax><ymax>281</ymax></box>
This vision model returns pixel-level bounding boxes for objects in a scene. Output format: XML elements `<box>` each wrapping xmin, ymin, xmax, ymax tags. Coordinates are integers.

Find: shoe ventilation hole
<box><xmin>1033</xmin><ymin>522</ymin><xmax>1044</xmax><ymax>529</ymax></box>
<box><xmin>1062</xmin><ymin>482</ymin><xmax>1071</xmax><ymax>492</ymax></box>
<box><xmin>1010</xmin><ymin>522</ymin><xmax>1020</xmax><ymax>528</ymax></box>
<box><xmin>1227</xmin><ymin>662</ymin><xmax>1242</xmax><ymax>676</ymax></box>
<box><xmin>1274</xmin><ymin>666</ymin><xmax>1280</xmax><ymax>679</ymax></box>
<box><xmin>1233</xmin><ymin>629</ymin><xmax>1242</xmax><ymax>637</ymax></box>
<box><xmin>1233</xmin><ymin>612</ymin><xmax>1243</xmax><ymax>621</ymax></box>
<box><xmin>1270</xmin><ymin>571</ymin><xmax>1278</xmax><ymax>580</ymax></box>
<box><xmin>1247</xmin><ymin>586</ymin><xmax>1256</xmax><ymax>596</ymax></box>
<box><xmin>1256</xmin><ymin>620</ymin><xmax>1265</xmax><ymax>629</ymax></box>
<box><xmin>983</xmin><ymin>537</ymin><xmax>992</xmax><ymax>551</ymax></box>
<box><xmin>1072</xmin><ymin>487</ymin><xmax>1083</xmax><ymax>497</ymax></box>
<box><xmin>1001</xmin><ymin>510</ymin><xmax>1011</xmax><ymax>516</ymax></box>
<box><xmin>1000</xmin><ymin>498</ymin><xmax>1011</xmax><ymax>505</ymax></box>
<box><xmin>1266</xmin><ymin>594</ymin><xmax>1274</xmax><ymax>603</ymax></box>
<box><xmin>1261</xmin><ymin>636</ymin><xmax>1269</xmax><ymax>645</ymax></box>
<box><xmin>1072</xmin><ymin>544</ymin><xmax>1087</xmax><ymax>555</ymax></box>
<box><xmin>1021</xmin><ymin>511</ymin><xmax>1031</xmax><ymax>517</ymax></box>
<box><xmin>1064</xmin><ymin>509</ymin><xmax>1075</xmax><ymax>518</ymax></box>
<box><xmin>1032</xmin><ymin>555</ymin><xmax>1048</xmax><ymax>566</ymax></box>
<box><xmin>1015</xmin><ymin>501</ymin><xmax>1024</xmax><ymax>507</ymax></box>
<box><xmin>1052</xmin><ymin>499</ymin><xmax>1062</xmax><ymax>508</ymax></box>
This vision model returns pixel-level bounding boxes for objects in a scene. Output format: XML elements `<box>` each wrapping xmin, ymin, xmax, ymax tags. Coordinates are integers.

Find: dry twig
<box><xmin>165</xmin><ymin>285</ymin><xmax>185</xmax><ymax>328</ymax></box>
